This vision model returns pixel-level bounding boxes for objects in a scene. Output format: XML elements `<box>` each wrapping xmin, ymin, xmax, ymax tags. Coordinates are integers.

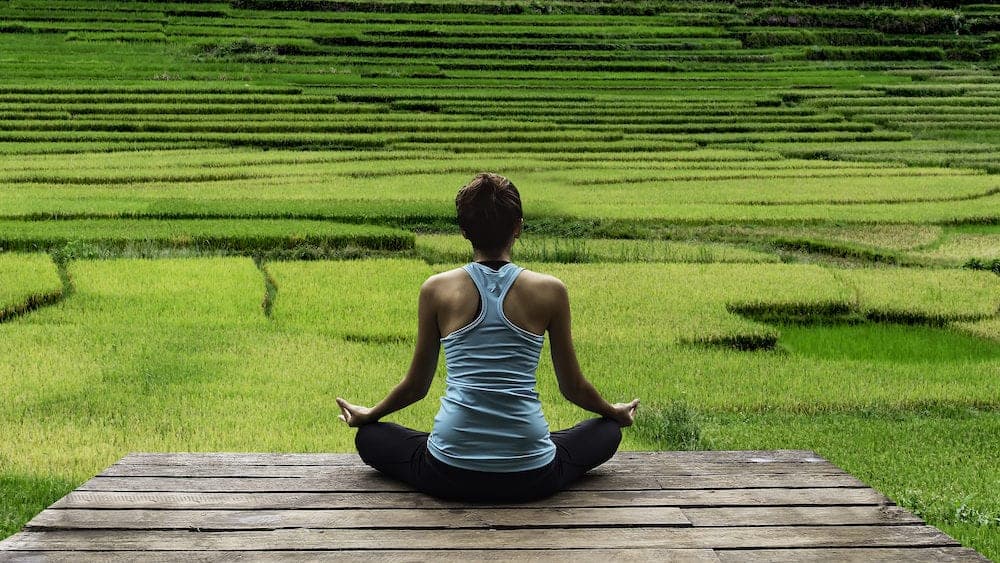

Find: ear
<box><xmin>460</xmin><ymin>228</ymin><xmax>470</xmax><ymax>240</ymax></box>
<box><xmin>513</xmin><ymin>218</ymin><xmax>523</xmax><ymax>239</ymax></box>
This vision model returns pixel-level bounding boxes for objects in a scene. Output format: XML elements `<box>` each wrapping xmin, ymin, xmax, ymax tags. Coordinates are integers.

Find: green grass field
<box><xmin>0</xmin><ymin>0</ymin><xmax>998</xmax><ymax>557</ymax></box>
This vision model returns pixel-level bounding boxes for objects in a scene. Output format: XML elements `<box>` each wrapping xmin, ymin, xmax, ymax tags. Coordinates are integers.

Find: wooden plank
<box><xmin>117</xmin><ymin>450</ymin><xmax>827</xmax><ymax>466</ymax></box>
<box><xmin>25</xmin><ymin>507</ymin><xmax>690</xmax><ymax>531</ymax></box>
<box><xmin>7</xmin><ymin>450</ymin><xmax>985</xmax><ymax>560</ymax></box>
<box><xmin>716</xmin><ymin>547</ymin><xmax>990</xmax><ymax>562</ymax></box>
<box><xmin>76</xmin><ymin>474</ymin><xmax>649</xmax><ymax>492</ymax></box>
<box><xmin>119</xmin><ymin>453</ymin><xmax>365</xmax><ymax>466</ymax></box>
<box><xmin>0</xmin><ymin>548</ymin><xmax>723</xmax><ymax>562</ymax></box>
<box><xmin>11</xmin><ymin>450</ymin><xmax>984</xmax><ymax>559</ymax></box>
<box><xmin>0</xmin><ymin>525</ymin><xmax>959</xmax><ymax>551</ymax></box>
<box><xmin>611</xmin><ymin>450</ymin><xmax>827</xmax><ymax>463</ymax></box>
<box><xmin>77</xmin><ymin>473</ymin><xmax>866</xmax><ymax>493</ymax></box>
<box><xmin>51</xmin><ymin>487</ymin><xmax>892</xmax><ymax>510</ymax></box>
<box><xmin>77</xmin><ymin>475</ymin><xmax>404</xmax><ymax>493</ymax></box>
<box><xmin>586</xmin><ymin>461</ymin><xmax>847</xmax><ymax>475</ymax></box>
<box><xmin>652</xmin><ymin>474</ymin><xmax>866</xmax><ymax>489</ymax></box>
<box><xmin>682</xmin><ymin>505</ymin><xmax>921</xmax><ymax>526</ymax></box>
<box><xmin>28</xmin><ymin>506</ymin><xmax>923</xmax><ymax>532</ymax></box>
<box><xmin>102</xmin><ymin>460</ymin><xmax>848</xmax><ymax>477</ymax></box>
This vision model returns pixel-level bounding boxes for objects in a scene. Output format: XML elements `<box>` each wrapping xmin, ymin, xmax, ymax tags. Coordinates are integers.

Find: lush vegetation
<box><xmin>0</xmin><ymin>219</ymin><xmax>414</xmax><ymax>255</ymax></box>
<box><xmin>0</xmin><ymin>0</ymin><xmax>998</xmax><ymax>557</ymax></box>
<box><xmin>0</xmin><ymin>253</ymin><xmax>64</xmax><ymax>322</ymax></box>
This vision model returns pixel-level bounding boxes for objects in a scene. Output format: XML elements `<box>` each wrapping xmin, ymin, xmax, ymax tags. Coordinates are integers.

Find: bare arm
<box><xmin>547</xmin><ymin>280</ymin><xmax>639</xmax><ymax>427</ymax></box>
<box><xmin>337</xmin><ymin>279</ymin><xmax>441</xmax><ymax>426</ymax></box>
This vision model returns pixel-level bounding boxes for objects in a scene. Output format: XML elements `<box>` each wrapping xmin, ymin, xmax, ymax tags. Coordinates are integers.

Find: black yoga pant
<box><xmin>354</xmin><ymin>418</ymin><xmax>622</xmax><ymax>502</ymax></box>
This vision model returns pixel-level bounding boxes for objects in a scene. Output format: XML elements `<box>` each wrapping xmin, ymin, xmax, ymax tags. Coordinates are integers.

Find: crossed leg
<box><xmin>354</xmin><ymin>418</ymin><xmax>622</xmax><ymax>500</ymax></box>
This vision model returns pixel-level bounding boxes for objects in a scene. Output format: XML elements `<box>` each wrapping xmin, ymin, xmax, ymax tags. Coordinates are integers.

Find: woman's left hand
<box><xmin>336</xmin><ymin>397</ymin><xmax>374</xmax><ymax>427</ymax></box>
<box><xmin>609</xmin><ymin>398</ymin><xmax>640</xmax><ymax>427</ymax></box>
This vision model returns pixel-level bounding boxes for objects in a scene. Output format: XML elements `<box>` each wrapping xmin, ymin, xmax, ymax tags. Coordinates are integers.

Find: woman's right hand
<box><xmin>336</xmin><ymin>397</ymin><xmax>375</xmax><ymax>427</ymax></box>
<box><xmin>610</xmin><ymin>398</ymin><xmax>640</xmax><ymax>427</ymax></box>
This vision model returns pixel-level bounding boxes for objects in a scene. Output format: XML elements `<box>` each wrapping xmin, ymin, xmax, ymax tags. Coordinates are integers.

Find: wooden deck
<box><xmin>0</xmin><ymin>450</ymin><xmax>987</xmax><ymax>561</ymax></box>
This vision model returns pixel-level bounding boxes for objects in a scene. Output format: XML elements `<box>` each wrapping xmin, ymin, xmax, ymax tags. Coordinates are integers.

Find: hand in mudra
<box><xmin>336</xmin><ymin>397</ymin><xmax>374</xmax><ymax>427</ymax></box>
<box><xmin>611</xmin><ymin>398</ymin><xmax>640</xmax><ymax>427</ymax></box>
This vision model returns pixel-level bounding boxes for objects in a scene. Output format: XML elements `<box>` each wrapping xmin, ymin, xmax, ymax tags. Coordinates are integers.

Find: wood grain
<box><xmin>77</xmin><ymin>472</ymin><xmax>865</xmax><ymax>493</ymax></box>
<box><xmin>0</xmin><ymin>525</ymin><xmax>959</xmax><ymax>551</ymax></box>
<box><xmin>50</xmin><ymin>487</ymin><xmax>892</xmax><ymax>510</ymax></box>
<box><xmin>26</xmin><ymin>507</ymin><xmax>690</xmax><ymax>530</ymax></box>
<box><xmin>0</xmin><ymin>548</ymin><xmax>724</xmax><ymax>562</ymax></box>
<box><xmin>102</xmin><ymin>460</ymin><xmax>847</xmax><ymax>477</ymax></box>
<box><xmin>681</xmin><ymin>505</ymin><xmax>922</xmax><ymax>526</ymax></box>
<box><xmin>2</xmin><ymin>451</ymin><xmax>983</xmax><ymax>561</ymax></box>
<box><xmin>117</xmin><ymin>450</ymin><xmax>827</xmax><ymax>466</ymax></box>
<box><xmin>715</xmin><ymin>547</ymin><xmax>990</xmax><ymax>562</ymax></box>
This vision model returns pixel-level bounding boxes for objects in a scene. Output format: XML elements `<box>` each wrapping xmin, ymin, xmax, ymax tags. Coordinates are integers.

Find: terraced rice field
<box><xmin>0</xmin><ymin>0</ymin><xmax>998</xmax><ymax>557</ymax></box>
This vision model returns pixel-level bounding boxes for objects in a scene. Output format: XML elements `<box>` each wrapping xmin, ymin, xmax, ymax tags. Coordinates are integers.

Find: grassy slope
<box><xmin>0</xmin><ymin>253</ymin><xmax>63</xmax><ymax>321</ymax></box>
<box><xmin>2</xmin><ymin>257</ymin><xmax>998</xmax><ymax>555</ymax></box>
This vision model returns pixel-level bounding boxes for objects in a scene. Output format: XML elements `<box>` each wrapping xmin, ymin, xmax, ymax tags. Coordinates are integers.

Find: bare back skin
<box><xmin>433</xmin><ymin>267</ymin><xmax>557</xmax><ymax>338</ymax></box>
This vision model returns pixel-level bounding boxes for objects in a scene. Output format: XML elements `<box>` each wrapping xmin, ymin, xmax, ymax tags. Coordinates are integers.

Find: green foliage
<box><xmin>1</xmin><ymin>147</ymin><xmax>993</xmax><ymax>224</ymax></box>
<box><xmin>806</xmin><ymin>46</ymin><xmax>946</xmax><ymax>61</ymax></box>
<box><xmin>0</xmin><ymin>219</ymin><xmax>414</xmax><ymax>254</ymax></box>
<box><xmin>0</xmin><ymin>474</ymin><xmax>77</xmax><ymax>540</ymax></box>
<box><xmin>837</xmin><ymin>267</ymin><xmax>999</xmax><ymax>323</ymax></box>
<box><xmin>194</xmin><ymin>38</ymin><xmax>284</xmax><ymax>63</ymax></box>
<box><xmin>2</xmin><ymin>257</ymin><xmax>999</xmax><ymax>557</ymax></box>
<box><xmin>416</xmin><ymin>234</ymin><xmax>779</xmax><ymax>264</ymax></box>
<box><xmin>951</xmin><ymin>317</ymin><xmax>1000</xmax><ymax>342</ymax></box>
<box><xmin>738</xmin><ymin>29</ymin><xmax>819</xmax><ymax>48</ymax></box>
<box><xmin>534</xmin><ymin>262</ymin><xmax>1000</xmax><ymax>348</ymax></box>
<box><xmin>229</xmin><ymin>0</ymin><xmax>731</xmax><ymax>17</ymax></box>
<box><xmin>267</xmin><ymin>259</ymin><xmax>432</xmax><ymax>341</ymax></box>
<box><xmin>776</xmin><ymin>323</ymin><xmax>1000</xmax><ymax>363</ymax></box>
<box><xmin>0</xmin><ymin>253</ymin><xmax>64</xmax><ymax>322</ymax></box>
<box><xmin>913</xmin><ymin>233</ymin><xmax>1000</xmax><ymax>267</ymax></box>
<box><xmin>749</xmin><ymin>7</ymin><xmax>963</xmax><ymax>35</ymax></box>
<box><xmin>633</xmin><ymin>401</ymin><xmax>707</xmax><ymax>450</ymax></box>
<box><xmin>965</xmin><ymin>258</ymin><xmax>1000</xmax><ymax>274</ymax></box>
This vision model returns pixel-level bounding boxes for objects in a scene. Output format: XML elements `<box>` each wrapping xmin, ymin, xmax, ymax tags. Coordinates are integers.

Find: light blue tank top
<box><xmin>427</xmin><ymin>262</ymin><xmax>557</xmax><ymax>472</ymax></box>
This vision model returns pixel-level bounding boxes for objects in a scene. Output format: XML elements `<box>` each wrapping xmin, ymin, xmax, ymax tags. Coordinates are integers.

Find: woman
<box><xmin>336</xmin><ymin>172</ymin><xmax>639</xmax><ymax>502</ymax></box>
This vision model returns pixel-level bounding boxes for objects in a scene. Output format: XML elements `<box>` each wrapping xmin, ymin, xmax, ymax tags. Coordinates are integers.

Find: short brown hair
<box><xmin>455</xmin><ymin>173</ymin><xmax>522</xmax><ymax>252</ymax></box>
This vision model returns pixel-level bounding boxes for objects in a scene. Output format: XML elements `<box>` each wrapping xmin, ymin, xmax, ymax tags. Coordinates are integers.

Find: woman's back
<box><xmin>427</xmin><ymin>262</ymin><xmax>556</xmax><ymax>472</ymax></box>
<box><xmin>431</xmin><ymin>263</ymin><xmax>563</xmax><ymax>339</ymax></box>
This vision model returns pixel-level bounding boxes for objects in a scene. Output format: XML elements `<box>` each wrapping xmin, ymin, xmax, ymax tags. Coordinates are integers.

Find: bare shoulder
<box><xmin>510</xmin><ymin>269</ymin><xmax>569</xmax><ymax>331</ymax></box>
<box><xmin>423</xmin><ymin>267</ymin><xmax>466</xmax><ymax>285</ymax></box>
<box><xmin>517</xmin><ymin>269</ymin><xmax>568</xmax><ymax>299</ymax></box>
<box><xmin>421</xmin><ymin>267</ymin><xmax>471</xmax><ymax>295</ymax></box>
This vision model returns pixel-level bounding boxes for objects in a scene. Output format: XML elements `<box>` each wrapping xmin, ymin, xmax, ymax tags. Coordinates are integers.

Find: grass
<box><xmin>267</xmin><ymin>258</ymin><xmax>431</xmax><ymax>341</ymax></box>
<box><xmin>539</xmin><ymin>262</ymin><xmax>998</xmax><ymax>343</ymax></box>
<box><xmin>416</xmin><ymin>234</ymin><xmax>779</xmax><ymax>264</ymax></box>
<box><xmin>755</xmin><ymin>224</ymin><xmax>944</xmax><ymax>252</ymax></box>
<box><xmin>2</xmin><ymin>257</ymin><xmax>998</xmax><ymax>558</ymax></box>
<box><xmin>776</xmin><ymin>323</ymin><xmax>1000</xmax><ymax>363</ymax></box>
<box><xmin>0</xmin><ymin>219</ymin><xmax>414</xmax><ymax>254</ymax></box>
<box><xmin>951</xmin><ymin>317</ymin><xmax>1000</xmax><ymax>343</ymax></box>
<box><xmin>0</xmin><ymin>148</ymin><xmax>995</xmax><ymax>224</ymax></box>
<box><xmin>0</xmin><ymin>253</ymin><xmax>64</xmax><ymax>322</ymax></box>
<box><xmin>837</xmin><ymin>267</ymin><xmax>999</xmax><ymax>322</ymax></box>
<box><xmin>910</xmin><ymin>233</ymin><xmax>1000</xmax><ymax>264</ymax></box>
<box><xmin>632</xmin><ymin>401</ymin><xmax>707</xmax><ymax>451</ymax></box>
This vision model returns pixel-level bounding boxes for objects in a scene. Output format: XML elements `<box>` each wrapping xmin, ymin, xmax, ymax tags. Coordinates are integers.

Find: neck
<box><xmin>473</xmin><ymin>247</ymin><xmax>512</xmax><ymax>263</ymax></box>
